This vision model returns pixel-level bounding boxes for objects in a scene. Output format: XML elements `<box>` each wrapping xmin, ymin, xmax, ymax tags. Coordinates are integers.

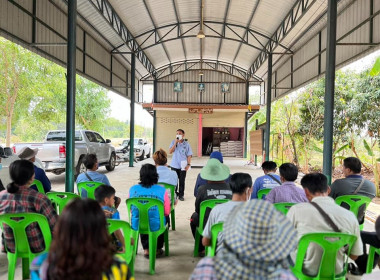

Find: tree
<box><xmin>0</xmin><ymin>38</ymin><xmax>38</xmax><ymax>145</ymax></box>
<box><xmin>351</xmin><ymin>71</ymin><xmax>380</xmax><ymax>140</ymax></box>
<box><xmin>75</xmin><ymin>77</ymin><xmax>111</xmax><ymax>131</ymax></box>
<box><xmin>297</xmin><ymin>71</ymin><xmax>359</xmax><ymax>167</ymax></box>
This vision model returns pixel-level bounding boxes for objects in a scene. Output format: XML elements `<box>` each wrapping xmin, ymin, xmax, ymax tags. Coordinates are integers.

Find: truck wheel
<box><xmin>75</xmin><ymin>156</ymin><xmax>86</xmax><ymax>179</ymax></box>
<box><xmin>106</xmin><ymin>153</ymin><xmax>116</xmax><ymax>171</ymax></box>
<box><xmin>146</xmin><ymin>150</ymin><xmax>151</xmax><ymax>158</ymax></box>
<box><xmin>139</xmin><ymin>150</ymin><xmax>145</xmax><ymax>161</ymax></box>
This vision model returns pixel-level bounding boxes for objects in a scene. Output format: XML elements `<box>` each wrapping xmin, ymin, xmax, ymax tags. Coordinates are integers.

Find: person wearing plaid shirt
<box><xmin>0</xmin><ymin>160</ymin><xmax>57</xmax><ymax>253</ymax></box>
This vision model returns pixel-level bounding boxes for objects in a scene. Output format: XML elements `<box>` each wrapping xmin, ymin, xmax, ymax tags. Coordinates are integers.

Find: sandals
<box><xmin>143</xmin><ymin>248</ymin><xmax>164</xmax><ymax>259</ymax></box>
<box><xmin>156</xmin><ymin>248</ymin><xmax>164</xmax><ymax>257</ymax></box>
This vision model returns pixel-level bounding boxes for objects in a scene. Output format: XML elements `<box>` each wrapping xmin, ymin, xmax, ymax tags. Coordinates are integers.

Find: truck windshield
<box><xmin>46</xmin><ymin>131</ymin><xmax>83</xmax><ymax>141</ymax></box>
<box><xmin>122</xmin><ymin>139</ymin><xmax>140</xmax><ymax>146</ymax></box>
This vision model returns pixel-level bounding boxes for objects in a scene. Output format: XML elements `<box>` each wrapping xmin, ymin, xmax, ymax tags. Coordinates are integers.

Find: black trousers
<box><xmin>190</xmin><ymin>212</ymin><xmax>205</xmax><ymax>252</ymax></box>
<box><xmin>140</xmin><ymin>233</ymin><xmax>165</xmax><ymax>250</ymax></box>
<box><xmin>355</xmin><ymin>231</ymin><xmax>380</xmax><ymax>273</ymax></box>
<box><xmin>140</xmin><ymin>216</ymin><xmax>169</xmax><ymax>250</ymax></box>
<box><xmin>172</xmin><ymin>168</ymin><xmax>187</xmax><ymax>198</ymax></box>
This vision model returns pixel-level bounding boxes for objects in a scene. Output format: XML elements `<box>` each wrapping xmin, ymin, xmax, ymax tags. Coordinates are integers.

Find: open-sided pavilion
<box><xmin>1</xmin><ymin>0</ymin><xmax>379</xmax><ymax>190</ymax></box>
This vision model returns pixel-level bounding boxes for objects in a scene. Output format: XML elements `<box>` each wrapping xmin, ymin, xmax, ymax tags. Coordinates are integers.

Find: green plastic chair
<box><xmin>206</xmin><ymin>222</ymin><xmax>224</xmax><ymax>257</ymax></box>
<box><xmin>158</xmin><ymin>182</ymin><xmax>176</xmax><ymax>230</ymax></box>
<box><xmin>194</xmin><ymin>199</ymin><xmax>229</xmax><ymax>257</ymax></box>
<box><xmin>126</xmin><ymin>197</ymin><xmax>169</xmax><ymax>275</ymax></box>
<box><xmin>30</xmin><ymin>179</ymin><xmax>45</xmax><ymax>194</ymax></box>
<box><xmin>257</xmin><ymin>188</ymin><xmax>272</xmax><ymax>199</ymax></box>
<box><xmin>291</xmin><ymin>232</ymin><xmax>357</xmax><ymax>280</ymax></box>
<box><xmin>46</xmin><ymin>192</ymin><xmax>80</xmax><ymax>215</ymax></box>
<box><xmin>274</xmin><ymin>202</ymin><xmax>296</xmax><ymax>215</ymax></box>
<box><xmin>335</xmin><ymin>195</ymin><xmax>371</xmax><ymax>230</ymax></box>
<box><xmin>366</xmin><ymin>245</ymin><xmax>380</xmax><ymax>274</ymax></box>
<box><xmin>106</xmin><ymin>219</ymin><xmax>139</xmax><ymax>276</ymax></box>
<box><xmin>0</xmin><ymin>213</ymin><xmax>52</xmax><ymax>280</ymax></box>
<box><xmin>77</xmin><ymin>181</ymin><xmax>104</xmax><ymax>199</ymax></box>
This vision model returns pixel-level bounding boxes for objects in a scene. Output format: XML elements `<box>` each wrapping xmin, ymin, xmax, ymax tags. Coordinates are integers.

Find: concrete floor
<box><xmin>1</xmin><ymin>156</ymin><xmax>379</xmax><ymax>279</ymax></box>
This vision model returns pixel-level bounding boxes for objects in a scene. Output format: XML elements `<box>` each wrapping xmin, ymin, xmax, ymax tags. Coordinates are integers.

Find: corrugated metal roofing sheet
<box><xmin>1</xmin><ymin>0</ymin><xmax>379</xmax><ymax>103</ymax></box>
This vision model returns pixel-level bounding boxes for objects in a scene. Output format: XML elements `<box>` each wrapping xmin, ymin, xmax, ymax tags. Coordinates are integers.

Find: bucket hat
<box><xmin>17</xmin><ymin>147</ymin><xmax>38</xmax><ymax>160</ymax></box>
<box><xmin>200</xmin><ymin>158</ymin><xmax>230</xmax><ymax>181</ymax></box>
<box><xmin>210</xmin><ymin>151</ymin><xmax>223</xmax><ymax>163</ymax></box>
<box><xmin>214</xmin><ymin>200</ymin><xmax>297</xmax><ymax>279</ymax></box>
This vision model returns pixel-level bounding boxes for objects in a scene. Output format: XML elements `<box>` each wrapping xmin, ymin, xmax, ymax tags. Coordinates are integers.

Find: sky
<box><xmin>108</xmin><ymin>49</ymin><xmax>380</xmax><ymax>126</ymax></box>
<box><xmin>108</xmin><ymin>84</ymin><xmax>153</xmax><ymax>128</ymax></box>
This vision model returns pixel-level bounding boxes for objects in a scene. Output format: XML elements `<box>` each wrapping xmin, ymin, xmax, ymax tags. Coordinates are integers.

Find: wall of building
<box><xmin>156</xmin><ymin>70</ymin><xmax>247</xmax><ymax>104</ymax></box>
<box><xmin>155</xmin><ymin>110</ymin><xmax>199</xmax><ymax>157</ymax></box>
<box><xmin>155</xmin><ymin>110</ymin><xmax>245</xmax><ymax>157</ymax></box>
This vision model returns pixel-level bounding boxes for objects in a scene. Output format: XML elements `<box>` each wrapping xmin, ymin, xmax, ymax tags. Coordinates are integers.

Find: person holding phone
<box><xmin>169</xmin><ymin>129</ymin><xmax>193</xmax><ymax>201</ymax></box>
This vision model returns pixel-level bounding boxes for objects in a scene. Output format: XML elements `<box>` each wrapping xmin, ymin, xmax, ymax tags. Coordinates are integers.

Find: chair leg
<box><xmin>164</xmin><ymin>229</ymin><xmax>169</xmax><ymax>256</ymax></box>
<box><xmin>22</xmin><ymin>258</ymin><xmax>30</xmax><ymax>279</ymax></box>
<box><xmin>171</xmin><ymin>209</ymin><xmax>176</xmax><ymax>231</ymax></box>
<box><xmin>366</xmin><ymin>246</ymin><xmax>376</xmax><ymax>274</ymax></box>
<box><xmin>128</xmin><ymin>256</ymin><xmax>135</xmax><ymax>277</ymax></box>
<box><xmin>193</xmin><ymin>229</ymin><xmax>200</xmax><ymax>257</ymax></box>
<box><xmin>7</xmin><ymin>253</ymin><xmax>17</xmax><ymax>280</ymax></box>
<box><xmin>149</xmin><ymin>233</ymin><xmax>157</xmax><ymax>275</ymax></box>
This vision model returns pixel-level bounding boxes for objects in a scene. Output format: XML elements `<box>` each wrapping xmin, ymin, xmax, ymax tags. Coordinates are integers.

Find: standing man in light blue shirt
<box><xmin>169</xmin><ymin>129</ymin><xmax>193</xmax><ymax>201</ymax></box>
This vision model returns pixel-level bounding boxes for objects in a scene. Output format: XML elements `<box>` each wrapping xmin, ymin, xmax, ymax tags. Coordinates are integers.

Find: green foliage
<box><xmin>0</xmin><ymin>38</ymin><xmax>154</xmax><ymax>144</ymax></box>
<box><xmin>248</xmin><ymin>110</ymin><xmax>266</xmax><ymax>131</ymax></box>
<box><xmin>370</xmin><ymin>57</ymin><xmax>380</xmax><ymax>76</ymax></box>
<box><xmin>363</xmin><ymin>139</ymin><xmax>374</xmax><ymax>157</ymax></box>
<box><xmin>349</xmin><ymin>72</ymin><xmax>380</xmax><ymax>140</ymax></box>
<box><xmin>75</xmin><ymin>77</ymin><xmax>111</xmax><ymax>131</ymax></box>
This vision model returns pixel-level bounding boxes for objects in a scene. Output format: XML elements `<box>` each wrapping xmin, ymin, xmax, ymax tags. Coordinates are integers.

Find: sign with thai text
<box><xmin>188</xmin><ymin>108</ymin><xmax>213</xmax><ymax>114</ymax></box>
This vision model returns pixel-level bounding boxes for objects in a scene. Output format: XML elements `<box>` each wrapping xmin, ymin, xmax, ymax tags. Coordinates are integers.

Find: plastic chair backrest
<box><xmin>30</xmin><ymin>179</ymin><xmax>45</xmax><ymax>194</ymax></box>
<box><xmin>291</xmin><ymin>232</ymin><xmax>357</xmax><ymax>279</ymax></box>
<box><xmin>257</xmin><ymin>188</ymin><xmax>272</xmax><ymax>199</ymax></box>
<box><xmin>274</xmin><ymin>202</ymin><xmax>296</xmax><ymax>215</ymax></box>
<box><xmin>199</xmin><ymin>199</ymin><xmax>229</xmax><ymax>230</ymax></box>
<box><xmin>208</xmin><ymin>222</ymin><xmax>223</xmax><ymax>257</ymax></box>
<box><xmin>77</xmin><ymin>181</ymin><xmax>104</xmax><ymax>199</ymax></box>
<box><xmin>0</xmin><ymin>213</ymin><xmax>52</xmax><ymax>254</ymax></box>
<box><xmin>335</xmin><ymin>195</ymin><xmax>371</xmax><ymax>225</ymax></box>
<box><xmin>158</xmin><ymin>182</ymin><xmax>175</xmax><ymax>208</ymax></box>
<box><xmin>366</xmin><ymin>246</ymin><xmax>380</xmax><ymax>274</ymax></box>
<box><xmin>46</xmin><ymin>192</ymin><xmax>79</xmax><ymax>215</ymax></box>
<box><xmin>106</xmin><ymin>219</ymin><xmax>137</xmax><ymax>268</ymax></box>
<box><xmin>126</xmin><ymin>197</ymin><xmax>166</xmax><ymax>234</ymax></box>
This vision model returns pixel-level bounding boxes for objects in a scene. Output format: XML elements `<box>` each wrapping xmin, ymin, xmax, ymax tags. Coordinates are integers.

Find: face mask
<box><xmin>176</xmin><ymin>134</ymin><xmax>183</xmax><ymax>140</ymax></box>
<box><xmin>246</xmin><ymin>188</ymin><xmax>251</xmax><ymax>201</ymax></box>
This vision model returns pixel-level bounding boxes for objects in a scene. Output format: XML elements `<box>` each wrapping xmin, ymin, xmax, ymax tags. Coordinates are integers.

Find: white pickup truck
<box><xmin>121</xmin><ymin>138</ymin><xmax>151</xmax><ymax>160</ymax></box>
<box><xmin>13</xmin><ymin>130</ymin><xmax>116</xmax><ymax>176</ymax></box>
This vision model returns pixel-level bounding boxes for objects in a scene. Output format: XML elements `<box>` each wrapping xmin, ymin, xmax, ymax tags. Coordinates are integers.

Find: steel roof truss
<box><xmin>90</xmin><ymin>0</ymin><xmax>156</xmax><ymax>76</ymax></box>
<box><xmin>248</xmin><ymin>0</ymin><xmax>316</xmax><ymax>76</ymax></box>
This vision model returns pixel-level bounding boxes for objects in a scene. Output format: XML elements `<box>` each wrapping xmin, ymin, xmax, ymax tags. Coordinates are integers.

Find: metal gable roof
<box><xmin>1</xmin><ymin>0</ymin><xmax>378</xmax><ymax>98</ymax></box>
<box><xmin>101</xmin><ymin>0</ymin><xmax>301</xmax><ymax>79</ymax></box>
